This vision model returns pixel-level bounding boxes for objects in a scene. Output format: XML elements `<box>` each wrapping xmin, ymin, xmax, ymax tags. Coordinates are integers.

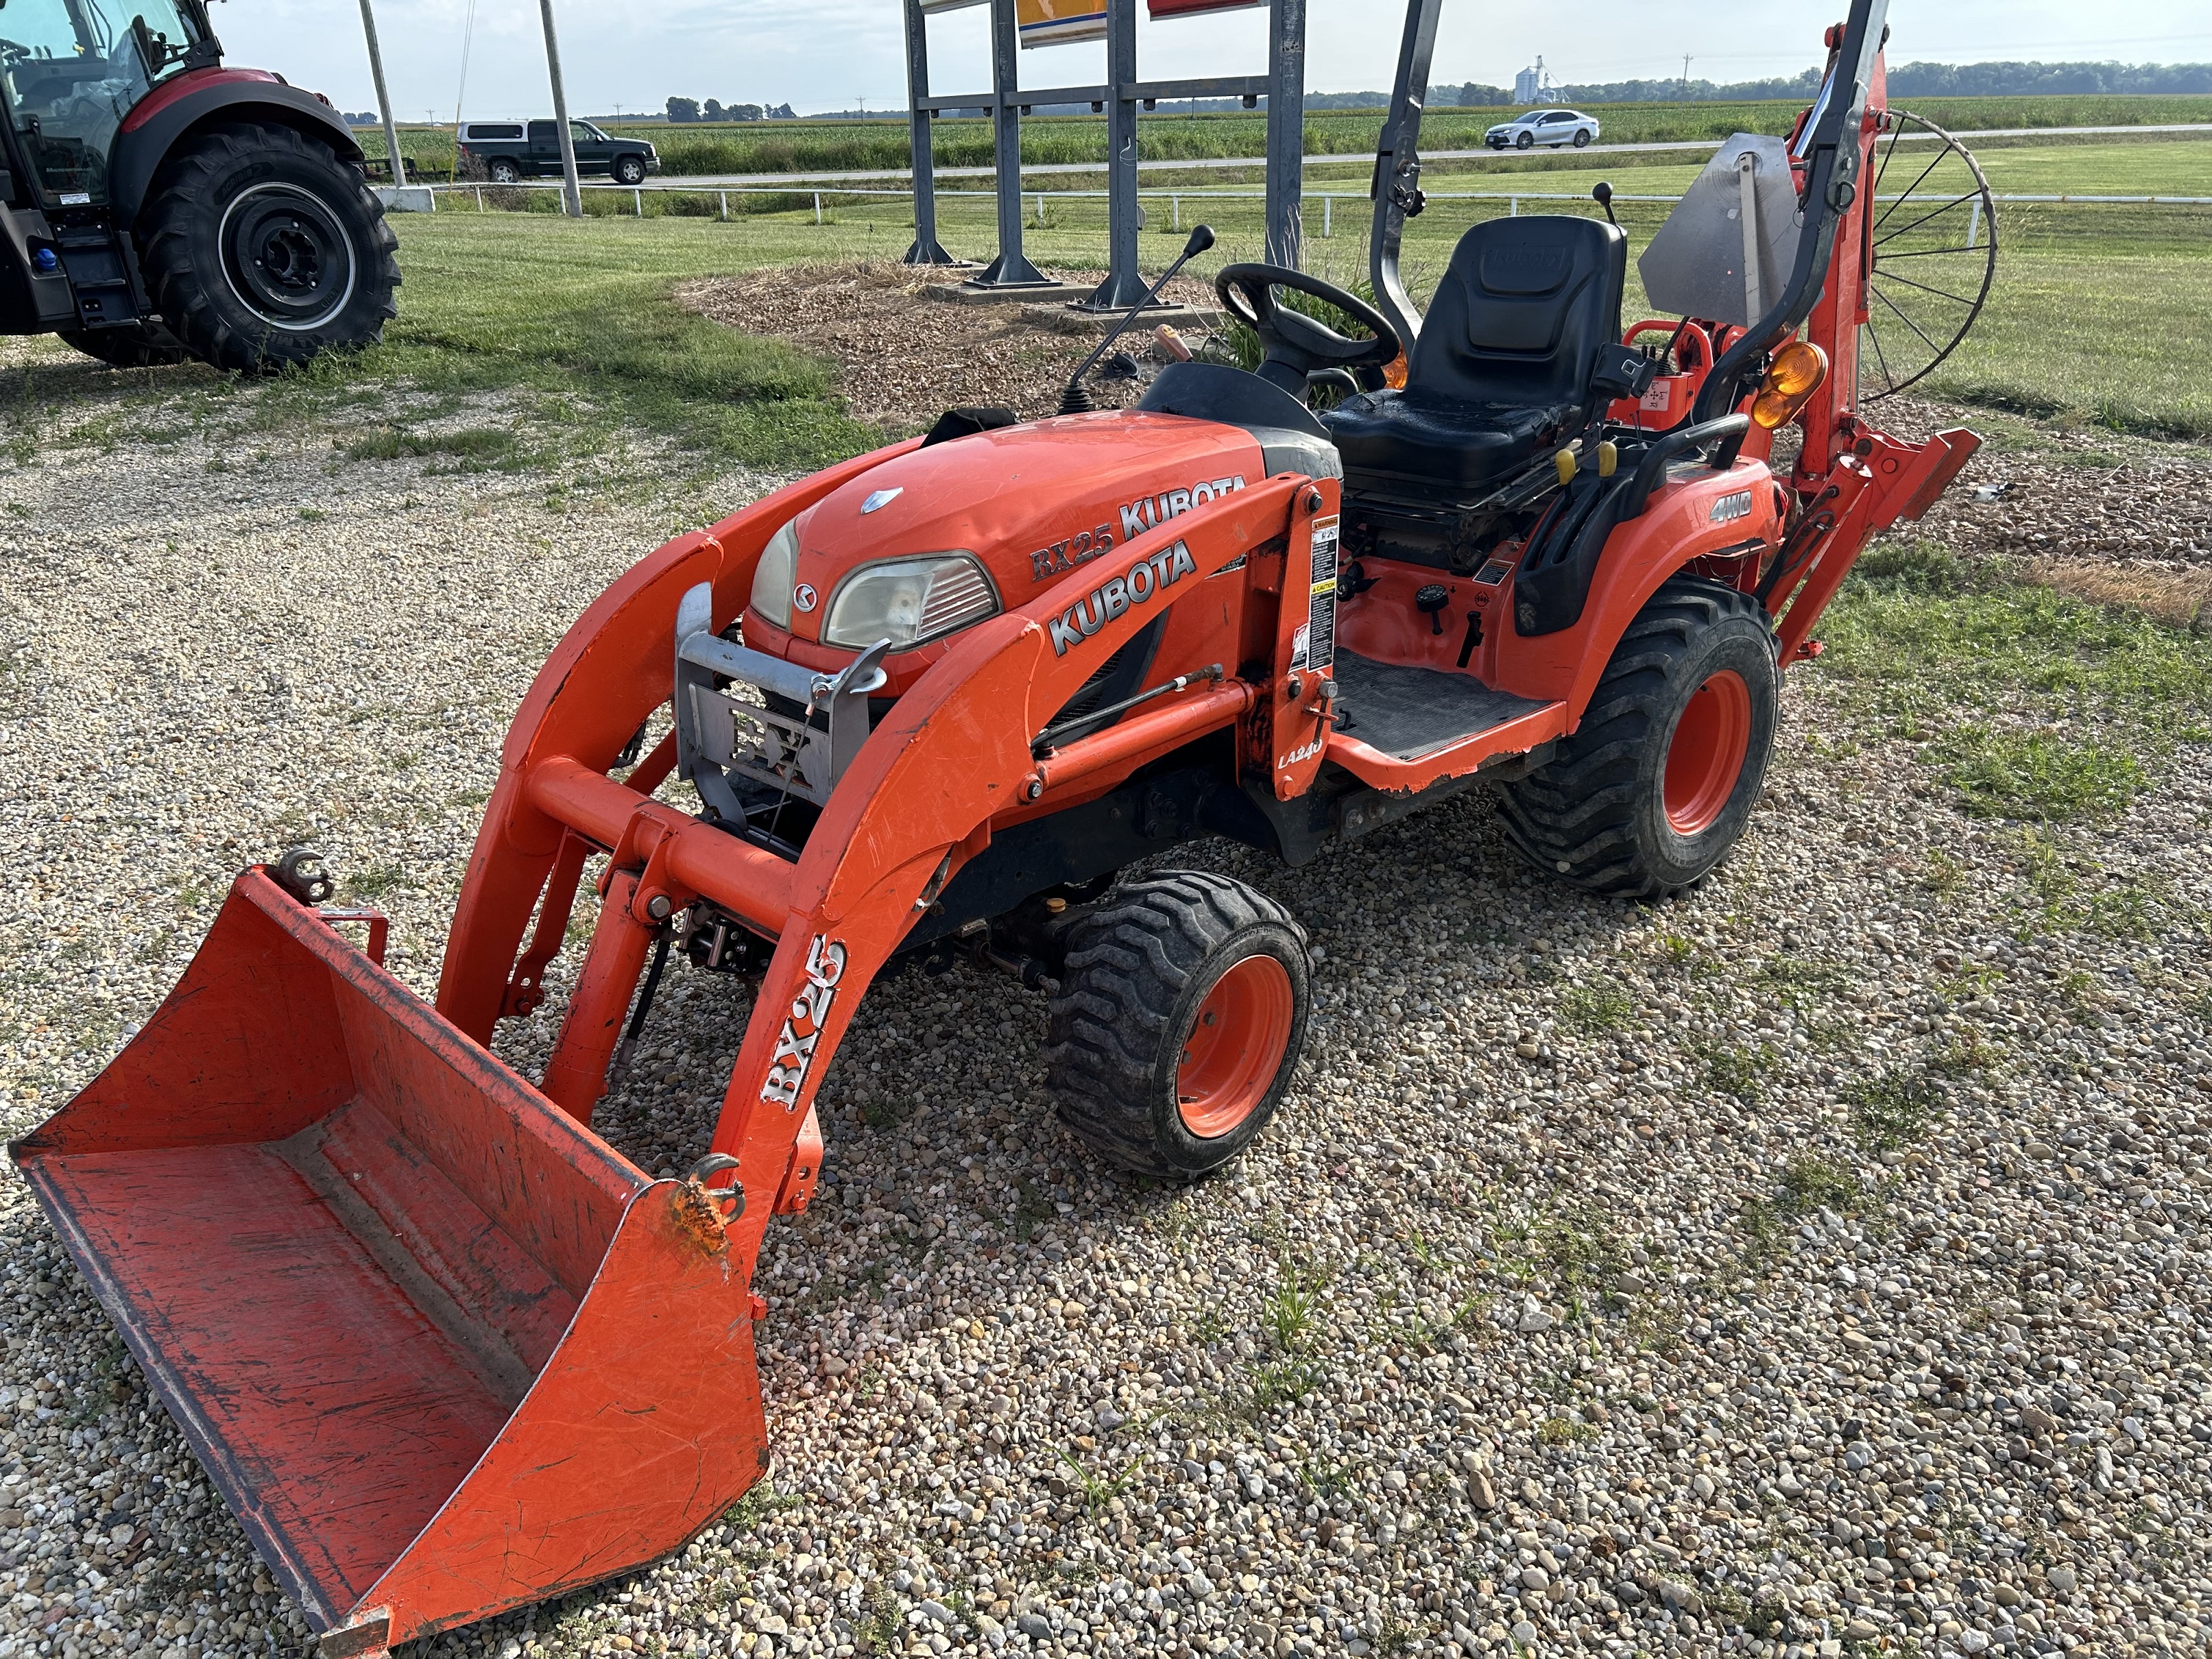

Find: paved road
<box><xmin>657</xmin><ymin>121</ymin><xmax>2212</xmax><ymax>191</ymax></box>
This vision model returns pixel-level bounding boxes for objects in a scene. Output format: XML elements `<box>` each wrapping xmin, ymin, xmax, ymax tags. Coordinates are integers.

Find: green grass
<box><xmin>1820</xmin><ymin>549</ymin><xmax>2212</xmax><ymax>821</ymax></box>
<box><xmin>356</xmin><ymin>215</ymin><xmax>880</xmax><ymax>469</ymax></box>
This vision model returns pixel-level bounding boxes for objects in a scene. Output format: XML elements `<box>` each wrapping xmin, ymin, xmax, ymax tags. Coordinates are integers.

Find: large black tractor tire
<box><xmin>139</xmin><ymin>121</ymin><xmax>400</xmax><ymax>374</ymax></box>
<box><xmin>1498</xmin><ymin>578</ymin><xmax>1779</xmax><ymax>899</ymax></box>
<box><xmin>59</xmin><ymin>324</ymin><xmax>190</xmax><ymax>367</ymax></box>
<box><xmin>1045</xmin><ymin>871</ymin><xmax>1310</xmax><ymax>1181</ymax></box>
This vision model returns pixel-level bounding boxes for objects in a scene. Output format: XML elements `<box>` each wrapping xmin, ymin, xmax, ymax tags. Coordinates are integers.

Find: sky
<box><xmin>216</xmin><ymin>0</ymin><xmax>2212</xmax><ymax>121</ymax></box>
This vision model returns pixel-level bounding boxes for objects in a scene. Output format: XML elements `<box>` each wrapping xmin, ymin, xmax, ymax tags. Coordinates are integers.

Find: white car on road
<box><xmin>1484</xmin><ymin>109</ymin><xmax>1601</xmax><ymax>150</ymax></box>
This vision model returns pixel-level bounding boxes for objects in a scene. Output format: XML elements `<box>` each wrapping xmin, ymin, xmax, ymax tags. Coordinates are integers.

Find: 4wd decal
<box><xmin>1048</xmin><ymin>541</ymin><xmax>1197</xmax><ymax>655</ymax></box>
<box><xmin>1710</xmin><ymin>489</ymin><xmax>1755</xmax><ymax>524</ymax></box>
<box><xmin>1118</xmin><ymin>475</ymin><xmax>1247</xmax><ymax>542</ymax></box>
<box><xmin>1029</xmin><ymin>524</ymin><xmax>1116</xmax><ymax>583</ymax></box>
<box><xmin>760</xmin><ymin>934</ymin><xmax>846</xmax><ymax>1110</ymax></box>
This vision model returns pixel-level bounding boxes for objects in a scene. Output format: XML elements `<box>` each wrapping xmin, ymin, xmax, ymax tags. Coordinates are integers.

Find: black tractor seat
<box><xmin>1323</xmin><ymin>215</ymin><xmax>1628</xmax><ymax>504</ymax></box>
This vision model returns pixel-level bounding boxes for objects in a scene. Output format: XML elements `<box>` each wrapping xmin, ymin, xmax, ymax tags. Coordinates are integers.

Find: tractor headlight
<box><xmin>823</xmin><ymin>554</ymin><xmax>999</xmax><ymax>651</ymax></box>
<box><xmin>749</xmin><ymin>518</ymin><xmax>802</xmax><ymax>631</ymax></box>
<box><xmin>1751</xmin><ymin>339</ymin><xmax>1831</xmax><ymax>431</ymax></box>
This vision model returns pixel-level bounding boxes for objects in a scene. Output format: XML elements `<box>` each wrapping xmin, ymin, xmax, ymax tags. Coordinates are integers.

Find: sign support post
<box><xmin>902</xmin><ymin>0</ymin><xmax>955</xmax><ymax>263</ymax></box>
<box><xmin>1080</xmin><ymin>0</ymin><xmax>1147</xmax><ymax>308</ymax></box>
<box><xmin>1264</xmin><ymin>0</ymin><xmax>1307</xmax><ymax>269</ymax></box>
<box><xmin>974</xmin><ymin>0</ymin><xmax>1050</xmax><ymax>286</ymax></box>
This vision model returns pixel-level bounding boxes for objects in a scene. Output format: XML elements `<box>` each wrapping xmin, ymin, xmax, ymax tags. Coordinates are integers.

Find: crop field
<box><xmin>352</xmin><ymin>92</ymin><xmax>2212</xmax><ymax>182</ymax></box>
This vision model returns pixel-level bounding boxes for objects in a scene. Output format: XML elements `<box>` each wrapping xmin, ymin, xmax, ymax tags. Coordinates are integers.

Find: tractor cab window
<box><xmin>0</xmin><ymin>0</ymin><xmax>207</xmax><ymax>205</ymax></box>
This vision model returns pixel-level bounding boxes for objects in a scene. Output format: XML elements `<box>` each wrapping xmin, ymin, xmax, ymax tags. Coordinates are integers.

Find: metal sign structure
<box><xmin>902</xmin><ymin>0</ymin><xmax>1308</xmax><ymax>300</ymax></box>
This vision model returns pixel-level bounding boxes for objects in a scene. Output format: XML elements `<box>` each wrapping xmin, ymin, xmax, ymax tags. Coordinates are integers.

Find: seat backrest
<box><xmin>1406</xmin><ymin>215</ymin><xmax>1627</xmax><ymax>411</ymax></box>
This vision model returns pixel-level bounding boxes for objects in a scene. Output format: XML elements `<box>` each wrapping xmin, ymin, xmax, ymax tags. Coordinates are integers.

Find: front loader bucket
<box><xmin>9</xmin><ymin>870</ymin><xmax>766</xmax><ymax>1655</ymax></box>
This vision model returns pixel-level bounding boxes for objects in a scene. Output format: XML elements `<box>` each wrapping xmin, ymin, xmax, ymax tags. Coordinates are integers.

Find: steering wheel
<box><xmin>1215</xmin><ymin>263</ymin><xmax>1402</xmax><ymax>397</ymax></box>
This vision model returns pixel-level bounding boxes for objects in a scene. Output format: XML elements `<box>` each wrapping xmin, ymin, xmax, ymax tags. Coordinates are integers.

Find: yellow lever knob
<box><xmin>1554</xmin><ymin>448</ymin><xmax>1578</xmax><ymax>486</ymax></box>
<box><xmin>1598</xmin><ymin>441</ymin><xmax>1619</xmax><ymax>479</ymax></box>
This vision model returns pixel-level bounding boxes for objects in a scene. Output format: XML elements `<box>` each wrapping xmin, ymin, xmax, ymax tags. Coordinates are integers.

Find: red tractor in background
<box><xmin>0</xmin><ymin>0</ymin><xmax>395</xmax><ymax>370</ymax></box>
<box><xmin>14</xmin><ymin>1</ymin><xmax>1984</xmax><ymax>1651</ymax></box>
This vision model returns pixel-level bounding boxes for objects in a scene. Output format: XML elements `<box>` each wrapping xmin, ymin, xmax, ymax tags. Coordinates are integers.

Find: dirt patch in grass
<box><xmin>677</xmin><ymin>261</ymin><xmax>1225</xmax><ymax>431</ymax></box>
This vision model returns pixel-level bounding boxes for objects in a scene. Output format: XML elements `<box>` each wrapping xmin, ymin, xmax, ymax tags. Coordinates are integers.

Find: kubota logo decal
<box><xmin>1048</xmin><ymin>542</ymin><xmax>1197</xmax><ymax>656</ymax></box>
<box><xmin>761</xmin><ymin>934</ymin><xmax>846</xmax><ymax>1110</ymax></box>
<box><xmin>1118</xmin><ymin>475</ymin><xmax>1247</xmax><ymax>542</ymax></box>
<box><xmin>1710</xmin><ymin>489</ymin><xmax>1755</xmax><ymax>524</ymax></box>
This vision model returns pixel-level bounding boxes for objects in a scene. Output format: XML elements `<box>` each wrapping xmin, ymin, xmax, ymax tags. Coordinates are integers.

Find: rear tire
<box><xmin>138</xmin><ymin>121</ymin><xmax>400</xmax><ymax>374</ymax></box>
<box><xmin>489</xmin><ymin>158</ymin><xmax>520</xmax><ymax>185</ymax></box>
<box><xmin>1497</xmin><ymin>578</ymin><xmax>1779</xmax><ymax>898</ymax></box>
<box><xmin>1574</xmin><ymin>130</ymin><xmax>1593</xmax><ymax>148</ymax></box>
<box><xmin>60</xmin><ymin>323</ymin><xmax>189</xmax><ymax>367</ymax></box>
<box><xmin>1045</xmin><ymin>871</ymin><xmax>1310</xmax><ymax>1180</ymax></box>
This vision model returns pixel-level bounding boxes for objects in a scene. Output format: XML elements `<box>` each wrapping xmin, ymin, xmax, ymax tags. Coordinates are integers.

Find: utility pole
<box><xmin>537</xmin><ymin>0</ymin><xmax>584</xmax><ymax>215</ymax></box>
<box><xmin>354</xmin><ymin>0</ymin><xmax>406</xmax><ymax>187</ymax></box>
<box><xmin>1681</xmin><ymin>55</ymin><xmax>1693</xmax><ymax>93</ymax></box>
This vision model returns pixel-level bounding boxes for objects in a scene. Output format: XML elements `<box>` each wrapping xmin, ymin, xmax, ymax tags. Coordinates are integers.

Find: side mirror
<box><xmin>1183</xmin><ymin>224</ymin><xmax>1216</xmax><ymax>258</ymax></box>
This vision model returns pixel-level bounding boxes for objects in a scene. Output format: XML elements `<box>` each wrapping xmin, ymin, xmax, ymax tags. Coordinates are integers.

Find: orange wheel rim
<box><xmin>1663</xmin><ymin>668</ymin><xmax>1753</xmax><ymax>834</ymax></box>
<box><xmin>1176</xmin><ymin>954</ymin><xmax>1295</xmax><ymax>1139</ymax></box>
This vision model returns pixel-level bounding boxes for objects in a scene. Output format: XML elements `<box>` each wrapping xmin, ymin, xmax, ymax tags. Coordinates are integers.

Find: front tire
<box><xmin>139</xmin><ymin>121</ymin><xmax>400</xmax><ymax>374</ymax></box>
<box><xmin>60</xmin><ymin>323</ymin><xmax>189</xmax><ymax>368</ymax></box>
<box><xmin>613</xmin><ymin>154</ymin><xmax>647</xmax><ymax>186</ymax></box>
<box><xmin>1515</xmin><ymin>131</ymin><xmax>1535</xmax><ymax>151</ymax></box>
<box><xmin>1045</xmin><ymin>872</ymin><xmax>1310</xmax><ymax>1180</ymax></box>
<box><xmin>1497</xmin><ymin>578</ymin><xmax>1779</xmax><ymax>898</ymax></box>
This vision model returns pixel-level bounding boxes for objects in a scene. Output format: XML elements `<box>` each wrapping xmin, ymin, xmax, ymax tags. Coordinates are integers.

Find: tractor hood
<box><xmin>749</xmin><ymin>410</ymin><xmax>1271</xmax><ymax>679</ymax></box>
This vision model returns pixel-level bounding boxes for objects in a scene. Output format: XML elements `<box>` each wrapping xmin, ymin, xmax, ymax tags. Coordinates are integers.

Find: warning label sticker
<box><xmin>1306</xmin><ymin>516</ymin><xmax>1340</xmax><ymax>672</ymax></box>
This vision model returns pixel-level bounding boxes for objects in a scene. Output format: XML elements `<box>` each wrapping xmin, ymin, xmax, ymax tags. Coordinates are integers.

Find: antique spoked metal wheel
<box><xmin>1860</xmin><ymin>108</ymin><xmax>1999</xmax><ymax>402</ymax></box>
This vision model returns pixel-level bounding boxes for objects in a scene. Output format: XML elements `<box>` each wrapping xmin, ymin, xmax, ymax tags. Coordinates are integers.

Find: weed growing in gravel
<box><xmin>1053</xmin><ymin>1445</ymin><xmax>1134</xmax><ymax>1514</ymax></box>
<box><xmin>1847</xmin><ymin>1069</ymin><xmax>1947</xmax><ymax>1152</ymax></box>
<box><xmin>345</xmin><ymin>424</ymin><xmax>534</xmax><ymax>472</ymax></box>
<box><xmin>1921</xmin><ymin>848</ymin><xmax>1968</xmax><ymax>896</ymax></box>
<box><xmin>1561</xmin><ymin>980</ymin><xmax>1635</xmax><ymax>1033</ymax></box>
<box><xmin>1942</xmin><ymin>724</ymin><xmax>2145</xmax><ymax>821</ymax></box>
<box><xmin>1738</xmin><ymin>1157</ymin><xmax>1864</xmax><ymax>1272</ymax></box>
<box><xmin>1697</xmin><ymin>1038</ymin><xmax>1777</xmax><ymax>1104</ymax></box>
<box><xmin>1261</xmin><ymin>1257</ymin><xmax>1330</xmax><ymax>1351</ymax></box>
<box><xmin>1536</xmin><ymin>1413</ymin><xmax>1595</xmax><ymax>1446</ymax></box>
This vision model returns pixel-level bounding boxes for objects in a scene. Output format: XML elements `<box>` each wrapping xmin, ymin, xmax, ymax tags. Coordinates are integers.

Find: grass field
<box><xmin>355</xmin><ymin>93</ymin><xmax>2212</xmax><ymax>181</ymax></box>
<box><xmin>394</xmin><ymin>120</ymin><xmax>2211</xmax><ymax>444</ymax></box>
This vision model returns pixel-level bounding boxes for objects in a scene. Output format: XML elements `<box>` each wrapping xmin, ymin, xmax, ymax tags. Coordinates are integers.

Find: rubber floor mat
<box><xmin>1332</xmin><ymin>650</ymin><xmax>1550</xmax><ymax>761</ymax></box>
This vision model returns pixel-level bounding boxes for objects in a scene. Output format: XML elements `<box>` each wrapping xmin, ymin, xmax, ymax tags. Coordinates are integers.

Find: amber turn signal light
<box><xmin>1751</xmin><ymin>339</ymin><xmax>1831</xmax><ymax>430</ymax></box>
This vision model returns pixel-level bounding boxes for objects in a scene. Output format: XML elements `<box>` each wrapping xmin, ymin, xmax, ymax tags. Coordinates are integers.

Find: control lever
<box><xmin>1593</xmin><ymin>180</ymin><xmax>1618</xmax><ymax>228</ymax></box>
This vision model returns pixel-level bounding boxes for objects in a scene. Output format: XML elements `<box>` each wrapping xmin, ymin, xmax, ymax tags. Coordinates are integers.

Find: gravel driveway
<box><xmin>0</xmin><ymin>349</ymin><xmax>2207</xmax><ymax>1659</ymax></box>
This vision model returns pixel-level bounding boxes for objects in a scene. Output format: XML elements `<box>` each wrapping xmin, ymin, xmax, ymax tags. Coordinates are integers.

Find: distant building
<box><xmin>1513</xmin><ymin>57</ymin><xmax>1554</xmax><ymax>105</ymax></box>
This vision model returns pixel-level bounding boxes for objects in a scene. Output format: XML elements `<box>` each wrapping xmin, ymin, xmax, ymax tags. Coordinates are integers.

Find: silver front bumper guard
<box><xmin>672</xmin><ymin>581</ymin><xmax>890</xmax><ymax>820</ymax></box>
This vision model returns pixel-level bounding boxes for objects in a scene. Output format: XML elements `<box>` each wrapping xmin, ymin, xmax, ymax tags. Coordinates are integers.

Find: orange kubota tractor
<box><xmin>14</xmin><ymin>1</ymin><xmax>1982</xmax><ymax>1649</ymax></box>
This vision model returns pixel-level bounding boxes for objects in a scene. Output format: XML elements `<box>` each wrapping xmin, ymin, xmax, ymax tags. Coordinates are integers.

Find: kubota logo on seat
<box><xmin>1710</xmin><ymin>489</ymin><xmax>1755</xmax><ymax>524</ymax></box>
<box><xmin>761</xmin><ymin>934</ymin><xmax>845</xmax><ymax>1110</ymax></box>
<box><xmin>1048</xmin><ymin>542</ymin><xmax>1197</xmax><ymax>655</ymax></box>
